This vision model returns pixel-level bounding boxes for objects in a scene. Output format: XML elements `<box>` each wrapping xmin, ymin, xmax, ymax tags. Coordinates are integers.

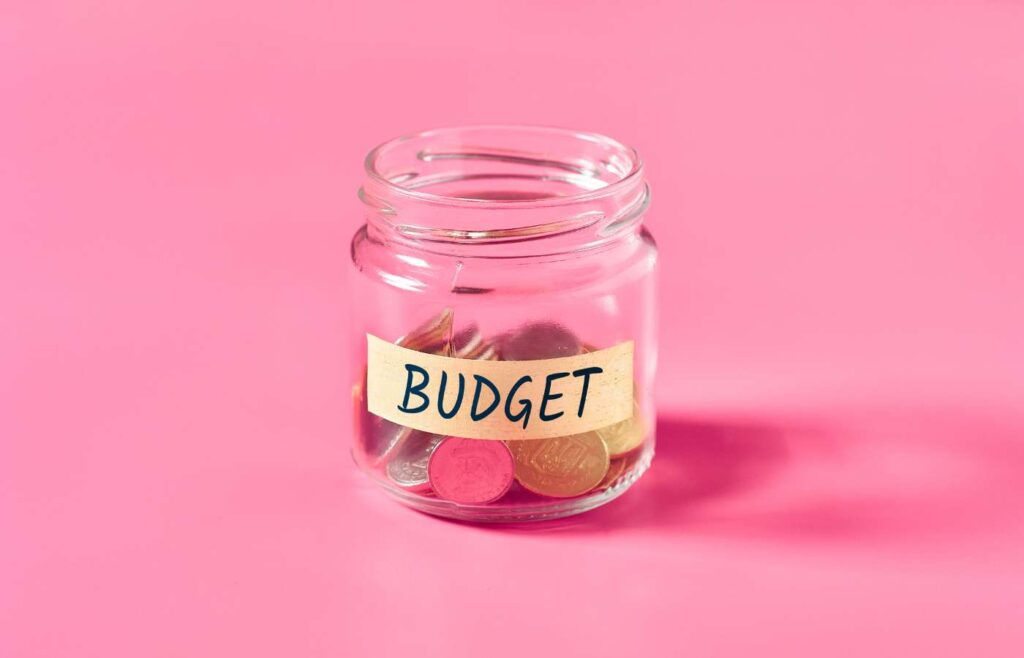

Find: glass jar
<box><xmin>349</xmin><ymin>125</ymin><xmax>657</xmax><ymax>522</ymax></box>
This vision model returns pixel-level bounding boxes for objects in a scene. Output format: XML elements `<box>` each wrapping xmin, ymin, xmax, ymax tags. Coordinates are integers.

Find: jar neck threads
<box><xmin>359</xmin><ymin>126</ymin><xmax>649</xmax><ymax>257</ymax></box>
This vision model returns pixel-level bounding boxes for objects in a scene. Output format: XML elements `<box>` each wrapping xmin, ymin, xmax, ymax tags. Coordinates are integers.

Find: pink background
<box><xmin>3</xmin><ymin>1</ymin><xmax>1024</xmax><ymax>656</ymax></box>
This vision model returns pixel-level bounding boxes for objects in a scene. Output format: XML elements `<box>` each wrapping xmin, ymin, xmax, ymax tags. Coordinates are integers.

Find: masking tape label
<box><xmin>366</xmin><ymin>334</ymin><xmax>634</xmax><ymax>440</ymax></box>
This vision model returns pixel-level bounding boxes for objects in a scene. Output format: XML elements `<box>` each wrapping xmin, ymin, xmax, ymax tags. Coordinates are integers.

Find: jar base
<box><xmin>375</xmin><ymin>448</ymin><xmax>653</xmax><ymax>523</ymax></box>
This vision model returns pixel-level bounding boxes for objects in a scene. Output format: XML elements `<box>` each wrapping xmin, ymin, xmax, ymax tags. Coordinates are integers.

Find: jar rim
<box><xmin>363</xmin><ymin>124</ymin><xmax>645</xmax><ymax>209</ymax></box>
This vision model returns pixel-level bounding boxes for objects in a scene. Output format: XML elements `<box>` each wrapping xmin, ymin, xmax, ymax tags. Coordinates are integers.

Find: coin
<box><xmin>508</xmin><ymin>432</ymin><xmax>610</xmax><ymax>497</ymax></box>
<box><xmin>387</xmin><ymin>432</ymin><xmax>443</xmax><ymax>492</ymax></box>
<box><xmin>596</xmin><ymin>410</ymin><xmax>646</xmax><ymax>458</ymax></box>
<box><xmin>398</xmin><ymin>308</ymin><xmax>454</xmax><ymax>353</ymax></box>
<box><xmin>598</xmin><ymin>448</ymin><xmax>644</xmax><ymax>490</ymax></box>
<box><xmin>463</xmin><ymin>335</ymin><xmax>498</xmax><ymax>360</ymax></box>
<box><xmin>448</xmin><ymin>324</ymin><xmax>482</xmax><ymax>357</ymax></box>
<box><xmin>500</xmin><ymin>322</ymin><xmax>582</xmax><ymax>360</ymax></box>
<box><xmin>596</xmin><ymin>456</ymin><xmax>627</xmax><ymax>490</ymax></box>
<box><xmin>427</xmin><ymin>438</ymin><xmax>515</xmax><ymax>504</ymax></box>
<box><xmin>446</xmin><ymin>324</ymin><xmax>499</xmax><ymax>360</ymax></box>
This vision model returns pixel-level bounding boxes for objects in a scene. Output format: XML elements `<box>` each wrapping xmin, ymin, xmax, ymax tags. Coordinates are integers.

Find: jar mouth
<box><xmin>363</xmin><ymin>125</ymin><xmax>644</xmax><ymax>208</ymax></box>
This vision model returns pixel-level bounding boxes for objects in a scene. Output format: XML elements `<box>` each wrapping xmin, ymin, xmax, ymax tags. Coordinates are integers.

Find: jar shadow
<box><xmin>477</xmin><ymin>415</ymin><xmax>791</xmax><ymax>533</ymax></box>
<box><xmin>480</xmin><ymin>409</ymin><xmax>1024</xmax><ymax>548</ymax></box>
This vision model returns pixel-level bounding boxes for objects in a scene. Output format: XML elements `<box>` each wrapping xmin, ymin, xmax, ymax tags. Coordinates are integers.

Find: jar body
<box><xmin>348</xmin><ymin>126</ymin><xmax>657</xmax><ymax>522</ymax></box>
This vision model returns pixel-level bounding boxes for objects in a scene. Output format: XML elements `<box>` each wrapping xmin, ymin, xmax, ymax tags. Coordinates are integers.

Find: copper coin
<box><xmin>427</xmin><ymin>438</ymin><xmax>515</xmax><ymax>504</ymax></box>
<box><xmin>596</xmin><ymin>410</ymin><xmax>646</xmax><ymax>458</ymax></box>
<box><xmin>398</xmin><ymin>308</ymin><xmax>454</xmax><ymax>353</ymax></box>
<box><xmin>500</xmin><ymin>322</ymin><xmax>582</xmax><ymax>361</ymax></box>
<box><xmin>448</xmin><ymin>324</ymin><xmax>482</xmax><ymax>357</ymax></box>
<box><xmin>596</xmin><ymin>456</ymin><xmax>628</xmax><ymax>490</ymax></box>
<box><xmin>446</xmin><ymin>324</ymin><xmax>500</xmax><ymax>360</ymax></box>
<box><xmin>387</xmin><ymin>432</ymin><xmax>443</xmax><ymax>493</ymax></box>
<box><xmin>464</xmin><ymin>339</ymin><xmax>498</xmax><ymax>360</ymax></box>
<box><xmin>508</xmin><ymin>432</ymin><xmax>610</xmax><ymax>498</ymax></box>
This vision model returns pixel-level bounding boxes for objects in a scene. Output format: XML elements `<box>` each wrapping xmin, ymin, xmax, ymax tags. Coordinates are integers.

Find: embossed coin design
<box><xmin>596</xmin><ymin>411</ymin><xmax>646</xmax><ymax>458</ymax></box>
<box><xmin>387</xmin><ymin>432</ymin><xmax>443</xmax><ymax>492</ymax></box>
<box><xmin>509</xmin><ymin>432</ymin><xmax>610</xmax><ymax>497</ymax></box>
<box><xmin>501</xmin><ymin>322</ymin><xmax>582</xmax><ymax>360</ymax></box>
<box><xmin>427</xmin><ymin>438</ymin><xmax>515</xmax><ymax>504</ymax></box>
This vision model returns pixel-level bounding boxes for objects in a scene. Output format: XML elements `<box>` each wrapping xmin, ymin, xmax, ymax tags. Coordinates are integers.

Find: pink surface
<box><xmin>3</xmin><ymin>1</ymin><xmax>1024</xmax><ymax>656</ymax></box>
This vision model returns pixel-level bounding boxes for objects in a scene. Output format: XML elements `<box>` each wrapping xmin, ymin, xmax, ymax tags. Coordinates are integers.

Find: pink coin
<box><xmin>427</xmin><ymin>438</ymin><xmax>515</xmax><ymax>505</ymax></box>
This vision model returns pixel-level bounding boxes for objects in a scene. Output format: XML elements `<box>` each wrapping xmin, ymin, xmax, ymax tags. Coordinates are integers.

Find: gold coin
<box><xmin>508</xmin><ymin>432</ymin><xmax>610</xmax><ymax>498</ymax></box>
<box><xmin>583</xmin><ymin>342</ymin><xmax>643</xmax><ymax>456</ymax></box>
<box><xmin>580</xmin><ymin>345</ymin><xmax>646</xmax><ymax>457</ymax></box>
<box><xmin>596</xmin><ymin>410</ymin><xmax>646</xmax><ymax>458</ymax></box>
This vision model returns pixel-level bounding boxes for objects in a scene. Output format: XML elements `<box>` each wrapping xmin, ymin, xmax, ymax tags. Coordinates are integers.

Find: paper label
<box><xmin>366</xmin><ymin>334</ymin><xmax>634</xmax><ymax>440</ymax></box>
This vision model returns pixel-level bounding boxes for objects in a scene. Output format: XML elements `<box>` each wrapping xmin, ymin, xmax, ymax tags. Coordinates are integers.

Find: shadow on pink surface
<box><xmin>492</xmin><ymin>411</ymin><xmax>1024</xmax><ymax>549</ymax></box>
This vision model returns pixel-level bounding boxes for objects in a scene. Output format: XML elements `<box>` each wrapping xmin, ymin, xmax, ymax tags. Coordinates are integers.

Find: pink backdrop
<box><xmin>3</xmin><ymin>1</ymin><xmax>1023</xmax><ymax>656</ymax></box>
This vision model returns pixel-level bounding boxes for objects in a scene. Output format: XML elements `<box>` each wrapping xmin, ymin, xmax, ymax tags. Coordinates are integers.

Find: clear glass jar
<box><xmin>349</xmin><ymin>125</ymin><xmax>657</xmax><ymax>522</ymax></box>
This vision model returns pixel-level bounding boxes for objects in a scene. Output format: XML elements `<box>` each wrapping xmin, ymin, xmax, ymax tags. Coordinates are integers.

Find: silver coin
<box><xmin>386</xmin><ymin>432</ymin><xmax>444</xmax><ymax>492</ymax></box>
<box><xmin>500</xmin><ymin>322</ymin><xmax>582</xmax><ymax>360</ymax></box>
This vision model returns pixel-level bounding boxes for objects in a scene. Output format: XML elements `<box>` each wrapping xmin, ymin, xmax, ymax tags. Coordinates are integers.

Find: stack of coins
<box><xmin>355</xmin><ymin>310</ymin><xmax>647</xmax><ymax>505</ymax></box>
